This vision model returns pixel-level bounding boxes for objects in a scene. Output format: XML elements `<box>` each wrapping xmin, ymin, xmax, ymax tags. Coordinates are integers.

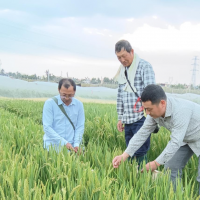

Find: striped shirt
<box><xmin>117</xmin><ymin>59</ymin><xmax>156</xmax><ymax>124</ymax></box>
<box><xmin>125</xmin><ymin>96</ymin><xmax>200</xmax><ymax>165</ymax></box>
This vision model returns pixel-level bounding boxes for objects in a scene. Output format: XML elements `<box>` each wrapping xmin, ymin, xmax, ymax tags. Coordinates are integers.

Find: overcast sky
<box><xmin>0</xmin><ymin>0</ymin><xmax>200</xmax><ymax>84</ymax></box>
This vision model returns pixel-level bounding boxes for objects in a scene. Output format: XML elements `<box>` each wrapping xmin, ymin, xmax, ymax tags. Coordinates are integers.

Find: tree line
<box><xmin>0</xmin><ymin>69</ymin><xmax>117</xmax><ymax>84</ymax></box>
<box><xmin>1</xmin><ymin>69</ymin><xmax>200</xmax><ymax>89</ymax></box>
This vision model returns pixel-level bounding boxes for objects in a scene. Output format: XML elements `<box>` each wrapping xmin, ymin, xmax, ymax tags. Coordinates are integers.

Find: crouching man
<box><xmin>112</xmin><ymin>84</ymin><xmax>200</xmax><ymax>195</ymax></box>
<box><xmin>43</xmin><ymin>78</ymin><xmax>85</xmax><ymax>153</ymax></box>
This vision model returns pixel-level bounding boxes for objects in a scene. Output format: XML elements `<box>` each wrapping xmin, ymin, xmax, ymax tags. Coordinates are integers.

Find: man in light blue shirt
<box><xmin>43</xmin><ymin>78</ymin><xmax>85</xmax><ymax>152</ymax></box>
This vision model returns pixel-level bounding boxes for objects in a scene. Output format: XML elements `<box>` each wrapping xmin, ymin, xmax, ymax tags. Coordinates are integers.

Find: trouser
<box><xmin>164</xmin><ymin>144</ymin><xmax>200</xmax><ymax>195</ymax></box>
<box><xmin>125</xmin><ymin>116</ymin><xmax>151</xmax><ymax>167</ymax></box>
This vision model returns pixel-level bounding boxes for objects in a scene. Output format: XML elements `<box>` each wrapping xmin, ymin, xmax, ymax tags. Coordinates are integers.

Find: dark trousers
<box><xmin>125</xmin><ymin>116</ymin><xmax>151</xmax><ymax>167</ymax></box>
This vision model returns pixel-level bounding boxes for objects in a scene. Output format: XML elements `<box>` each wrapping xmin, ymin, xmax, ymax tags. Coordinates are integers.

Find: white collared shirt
<box><xmin>125</xmin><ymin>96</ymin><xmax>200</xmax><ymax>164</ymax></box>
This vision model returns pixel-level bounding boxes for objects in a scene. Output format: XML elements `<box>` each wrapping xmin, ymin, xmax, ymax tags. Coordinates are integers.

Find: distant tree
<box><xmin>0</xmin><ymin>69</ymin><xmax>5</xmax><ymax>75</ymax></box>
<box><xmin>110</xmin><ymin>78</ymin><xmax>115</xmax><ymax>84</ymax></box>
<box><xmin>72</xmin><ymin>78</ymin><xmax>80</xmax><ymax>83</ymax></box>
<box><xmin>45</xmin><ymin>70</ymin><xmax>49</xmax><ymax>81</ymax></box>
<box><xmin>91</xmin><ymin>78</ymin><xmax>98</xmax><ymax>84</ymax></box>
<box><xmin>16</xmin><ymin>71</ymin><xmax>21</xmax><ymax>79</ymax></box>
<box><xmin>103</xmin><ymin>77</ymin><xmax>110</xmax><ymax>83</ymax></box>
<box><xmin>97</xmin><ymin>78</ymin><xmax>101</xmax><ymax>84</ymax></box>
<box><xmin>9</xmin><ymin>72</ymin><xmax>16</xmax><ymax>78</ymax></box>
<box><xmin>49</xmin><ymin>74</ymin><xmax>56</xmax><ymax>81</ymax></box>
<box><xmin>171</xmin><ymin>84</ymin><xmax>187</xmax><ymax>89</ymax></box>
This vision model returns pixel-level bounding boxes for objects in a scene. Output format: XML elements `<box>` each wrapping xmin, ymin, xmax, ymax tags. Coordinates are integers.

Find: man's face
<box><xmin>116</xmin><ymin>48</ymin><xmax>134</xmax><ymax>67</ymax></box>
<box><xmin>142</xmin><ymin>100</ymin><xmax>166</xmax><ymax>118</ymax></box>
<box><xmin>58</xmin><ymin>85</ymin><xmax>75</xmax><ymax>104</ymax></box>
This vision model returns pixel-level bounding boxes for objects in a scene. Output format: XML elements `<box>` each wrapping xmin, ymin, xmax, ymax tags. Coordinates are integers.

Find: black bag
<box><xmin>124</xmin><ymin>69</ymin><xmax>160</xmax><ymax>133</ymax></box>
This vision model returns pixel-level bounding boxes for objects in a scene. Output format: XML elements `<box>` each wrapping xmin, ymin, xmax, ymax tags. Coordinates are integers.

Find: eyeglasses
<box><xmin>60</xmin><ymin>94</ymin><xmax>75</xmax><ymax>99</ymax></box>
<box><xmin>133</xmin><ymin>97</ymin><xmax>144</xmax><ymax>113</ymax></box>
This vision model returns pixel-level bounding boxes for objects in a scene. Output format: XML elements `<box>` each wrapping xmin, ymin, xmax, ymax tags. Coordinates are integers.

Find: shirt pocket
<box><xmin>70</xmin><ymin>111</ymin><xmax>78</xmax><ymax>127</ymax></box>
<box><xmin>54</xmin><ymin>109</ymin><xmax>65</xmax><ymax>120</ymax></box>
<box><xmin>52</xmin><ymin>110</ymin><xmax>66</xmax><ymax>135</ymax></box>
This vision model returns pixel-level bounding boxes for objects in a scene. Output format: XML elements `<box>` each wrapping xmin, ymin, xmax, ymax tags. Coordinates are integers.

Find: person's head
<box><xmin>141</xmin><ymin>84</ymin><xmax>167</xmax><ymax>118</ymax></box>
<box><xmin>58</xmin><ymin>78</ymin><xmax>76</xmax><ymax>103</ymax></box>
<box><xmin>115</xmin><ymin>40</ymin><xmax>134</xmax><ymax>67</ymax></box>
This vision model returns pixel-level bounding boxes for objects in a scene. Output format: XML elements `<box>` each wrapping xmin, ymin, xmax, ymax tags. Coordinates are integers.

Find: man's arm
<box><xmin>142</xmin><ymin>63</ymin><xmax>156</xmax><ymax>87</ymax></box>
<box><xmin>117</xmin><ymin>84</ymin><xmax>124</xmax><ymax>131</ymax></box>
<box><xmin>155</xmin><ymin>108</ymin><xmax>192</xmax><ymax>165</ymax></box>
<box><xmin>117</xmin><ymin>84</ymin><xmax>124</xmax><ymax>121</ymax></box>
<box><xmin>43</xmin><ymin>100</ymin><xmax>68</xmax><ymax>146</ymax></box>
<box><xmin>113</xmin><ymin>115</ymin><xmax>157</xmax><ymax>167</ymax></box>
<box><xmin>73</xmin><ymin>102</ymin><xmax>85</xmax><ymax>148</ymax></box>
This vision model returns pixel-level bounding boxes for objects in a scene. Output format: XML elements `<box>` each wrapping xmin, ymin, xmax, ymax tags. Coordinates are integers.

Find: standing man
<box><xmin>43</xmin><ymin>78</ymin><xmax>85</xmax><ymax>152</ymax></box>
<box><xmin>114</xmin><ymin>40</ymin><xmax>156</xmax><ymax>166</ymax></box>
<box><xmin>112</xmin><ymin>84</ymin><xmax>200</xmax><ymax>195</ymax></box>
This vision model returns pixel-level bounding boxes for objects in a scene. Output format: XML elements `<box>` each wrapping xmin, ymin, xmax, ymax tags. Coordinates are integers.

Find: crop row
<box><xmin>0</xmin><ymin>99</ymin><xmax>199</xmax><ymax>199</ymax></box>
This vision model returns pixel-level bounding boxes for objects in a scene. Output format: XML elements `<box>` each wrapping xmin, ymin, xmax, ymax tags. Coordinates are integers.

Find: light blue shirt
<box><xmin>43</xmin><ymin>95</ymin><xmax>85</xmax><ymax>150</ymax></box>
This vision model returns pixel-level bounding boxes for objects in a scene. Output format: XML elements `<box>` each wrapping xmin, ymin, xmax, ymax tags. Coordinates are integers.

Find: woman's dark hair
<box><xmin>141</xmin><ymin>84</ymin><xmax>166</xmax><ymax>104</ymax></box>
<box><xmin>115</xmin><ymin>40</ymin><xmax>132</xmax><ymax>53</ymax></box>
<box><xmin>58</xmin><ymin>78</ymin><xmax>76</xmax><ymax>91</ymax></box>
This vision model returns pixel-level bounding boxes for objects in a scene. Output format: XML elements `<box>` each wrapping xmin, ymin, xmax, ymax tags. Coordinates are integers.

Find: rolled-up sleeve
<box><xmin>155</xmin><ymin>108</ymin><xmax>192</xmax><ymax>165</ymax></box>
<box><xmin>74</xmin><ymin>102</ymin><xmax>85</xmax><ymax>147</ymax></box>
<box><xmin>43</xmin><ymin>100</ymin><xmax>68</xmax><ymax>147</ymax></box>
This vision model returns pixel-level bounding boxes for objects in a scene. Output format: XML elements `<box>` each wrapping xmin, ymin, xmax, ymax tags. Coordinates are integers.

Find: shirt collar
<box><xmin>164</xmin><ymin>97</ymin><xmax>172</xmax><ymax>118</ymax></box>
<box><xmin>57</xmin><ymin>95</ymin><xmax>76</xmax><ymax>106</ymax></box>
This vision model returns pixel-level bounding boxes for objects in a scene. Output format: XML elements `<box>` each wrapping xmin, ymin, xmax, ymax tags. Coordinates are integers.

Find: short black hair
<box><xmin>58</xmin><ymin>78</ymin><xmax>76</xmax><ymax>91</ymax></box>
<box><xmin>141</xmin><ymin>84</ymin><xmax>167</xmax><ymax>104</ymax></box>
<box><xmin>115</xmin><ymin>40</ymin><xmax>132</xmax><ymax>53</ymax></box>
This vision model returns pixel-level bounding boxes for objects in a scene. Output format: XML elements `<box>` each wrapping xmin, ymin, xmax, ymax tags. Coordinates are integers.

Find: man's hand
<box><xmin>74</xmin><ymin>146</ymin><xmax>79</xmax><ymax>153</ymax></box>
<box><xmin>66</xmin><ymin>143</ymin><xmax>75</xmax><ymax>151</ymax></box>
<box><xmin>117</xmin><ymin>120</ymin><xmax>124</xmax><ymax>132</ymax></box>
<box><xmin>141</xmin><ymin>161</ymin><xmax>160</xmax><ymax>172</ymax></box>
<box><xmin>112</xmin><ymin>152</ymin><xmax>129</xmax><ymax>168</ymax></box>
<box><xmin>112</xmin><ymin>155</ymin><xmax>123</xmax><ymax>168</ymax></box>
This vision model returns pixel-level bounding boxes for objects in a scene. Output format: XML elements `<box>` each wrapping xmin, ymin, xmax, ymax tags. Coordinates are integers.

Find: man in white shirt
<box><xmin>112</xmin><ymin>84</ymin><xmax>200</xmax><ymax>195</ymax></box>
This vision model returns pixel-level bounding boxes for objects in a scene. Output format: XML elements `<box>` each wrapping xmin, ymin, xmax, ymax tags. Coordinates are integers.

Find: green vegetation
<box><xmin>163</xmin><ymin>86</ymin><xmax>200</xmax><ymax>95</ymax></box>
<box><xmin>0</xmin><ymin>99</ymin><xmax>199</xmax><ymax>199</ymax></box>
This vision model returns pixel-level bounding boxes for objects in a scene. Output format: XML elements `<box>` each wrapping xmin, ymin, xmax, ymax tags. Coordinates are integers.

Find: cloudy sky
<box><xmin>0</xmin><ymin>0</ymin><xmax>200</xmax><ymax>84</ymax></box>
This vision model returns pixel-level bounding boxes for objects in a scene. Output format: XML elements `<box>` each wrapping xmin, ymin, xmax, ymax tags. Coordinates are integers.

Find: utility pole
<box><xmin>48</xmin><ymin>70</ymin><xmax>49</xmax><ymax>82</ymax></box>
<box><xmin>191</xmin><ymin>56</ymin><xmax>199</xmax><ymax>88</ymax></box>
<box><xmin>45</xmin><ymin>70</ymin><xmax>49</xmax><ymax>82</ymax></box>
<box><xmin>168</xmin><ymin>77</ymin><xmax>173</xmax><ymax>87</ymax></box>
<box><xmin>101</xmin><ymin>76</ymin><xmax>103</xmax><ymax>85</ymax></box>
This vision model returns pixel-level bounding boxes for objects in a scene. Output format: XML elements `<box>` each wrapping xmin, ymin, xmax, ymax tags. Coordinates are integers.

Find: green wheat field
<box><xmin>0</xmin><ymin>99</ymin><xmax>199</xmax><ymax>200</ymax></box>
